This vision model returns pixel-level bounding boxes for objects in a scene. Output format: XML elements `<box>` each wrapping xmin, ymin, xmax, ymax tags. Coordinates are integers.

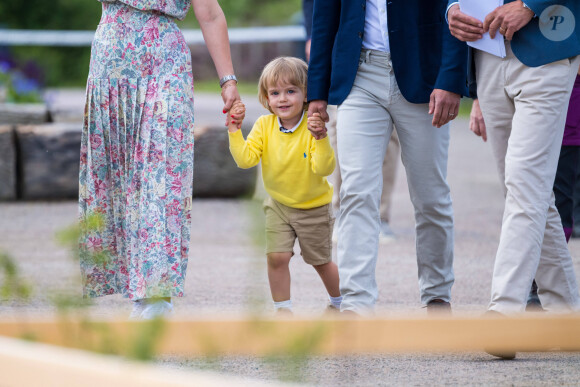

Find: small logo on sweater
<box><xmin>303</xmin><ymin>153</ymin><xmax>307</xmax><ymax>158</ymax></box>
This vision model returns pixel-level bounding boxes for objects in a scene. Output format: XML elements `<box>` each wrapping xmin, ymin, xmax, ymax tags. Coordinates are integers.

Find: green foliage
<box><xmin>1</xmin><ymin>0</ymin><xmax>101</xmax><ymax>87</ymax></box>
<box><xmin>0</xmin><ymin>252</ymin><xmax>32</xmax><ymax>301</ymax></box>
<box><xmin>57</xmin><ymin>212</ymin><xmax>110</xmax><ymax>265</ymax></box>
<box><xmin>178</xmin><ymin>0</ymin><xmax>302</xmax><ymax>28</ymax></box>
<box><xmin>2</xmin><ymin>0</ymin><xmax>302</xmax><ymax>87</ymax></box>
<box><xmin>0</xmin><ymin>0</ymin><xmax>102</xmax><ymax>30</ymax></box>
<box><xmin>128</xmin><ymin>318</ymin><xmax>167</xmax><ymax>361</ymax></box>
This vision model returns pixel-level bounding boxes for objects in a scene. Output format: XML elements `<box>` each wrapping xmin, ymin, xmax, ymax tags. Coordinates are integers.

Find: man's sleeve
<box><xmin>303</xmin><ymin>0</ymin><xmax>314</xmax><ymax>40</ymax></box>
<box><xmin>434</xmin><ymin>1</ymin><xmax>469</xmax><ymax>96</ymax></box>
<box><xmin>522</xmin><ymin>0</ymin><xmax>559</xmax><ymax>16</ymax></box>
<box><xmin>306</xmin><ymin>0</ymin><xmax>341</xmax><ymax>102</ymax></box>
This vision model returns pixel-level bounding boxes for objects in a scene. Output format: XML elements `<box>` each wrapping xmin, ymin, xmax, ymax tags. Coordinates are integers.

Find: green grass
<box><xmin>194</xmin><ymin>79</ymin><xmax>259</xmax><ymax>96</ymax></box>
<box><xmin>458</xmin><ymin>97</ymin><xmax>473</xmax><ymax>118</ymax></box>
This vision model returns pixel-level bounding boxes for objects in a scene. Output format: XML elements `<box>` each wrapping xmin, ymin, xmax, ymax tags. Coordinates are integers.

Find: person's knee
<box><xmin>313</xmin><ymin>261</ymin><xmax>331</xmax><ymax>273</ymax></box>
<box><xmin>267</xmin><ymin>252</ymin><xmax>292</xmax><ymax>269</ymax></box>
<box><xmin>413</xmin><ymin>195</ymin><xmax>453</xmax><ymax>222</ymax></box>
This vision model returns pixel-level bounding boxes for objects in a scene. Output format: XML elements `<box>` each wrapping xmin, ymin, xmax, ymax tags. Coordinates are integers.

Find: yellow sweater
<box><xmin>228</xmin><ymin>114</ymin><xmax>335</xmax><ymax>209</ymax></box>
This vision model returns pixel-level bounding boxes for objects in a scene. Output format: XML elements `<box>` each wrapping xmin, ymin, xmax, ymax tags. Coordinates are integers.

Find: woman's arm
<box><xmin>191</xmin><ymin>0</ymin><xmax>240</xmax><ymax>112</ymax></box>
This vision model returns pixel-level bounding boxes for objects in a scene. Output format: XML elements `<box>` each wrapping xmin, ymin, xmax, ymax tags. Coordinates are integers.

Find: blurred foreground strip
<box><xmin>0</xmin><ymin>315</ymin><xmax>579</xmax><ymax>356</ymax></box>
<box><xmin>0</xmin><ymin>336</ymin><xmax>283</xmax><ymax>387</ymax></box>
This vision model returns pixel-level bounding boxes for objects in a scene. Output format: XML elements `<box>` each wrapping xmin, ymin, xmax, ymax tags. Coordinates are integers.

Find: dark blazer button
<box><xmin>358</xmin><ymin>32</ymin><xmax>363</xmax><ymax>38</ymax></box>
<box><xmin>362</xmin><ymin>3</ymin><xmax>366</xmax><ymax>9</ymax></box>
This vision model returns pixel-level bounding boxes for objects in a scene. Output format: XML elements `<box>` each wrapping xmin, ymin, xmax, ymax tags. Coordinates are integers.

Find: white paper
<box><xmin>458</xmin><ymin>0</ymin><xmax>506</xmax><ymax>58</ymax></box>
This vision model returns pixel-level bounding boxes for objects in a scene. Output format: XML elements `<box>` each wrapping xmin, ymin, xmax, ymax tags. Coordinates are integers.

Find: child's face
<box><xmin>266</xmin><ymin>80</ymin><xmax>306</xmax><ymax>127</ymax></box>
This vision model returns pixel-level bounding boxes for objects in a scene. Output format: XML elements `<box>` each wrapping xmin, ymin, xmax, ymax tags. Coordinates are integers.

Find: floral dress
<box><xmin>79</xmin><ymin>0</ymin><xmax>194</xmax><ymax>300</ymax></box>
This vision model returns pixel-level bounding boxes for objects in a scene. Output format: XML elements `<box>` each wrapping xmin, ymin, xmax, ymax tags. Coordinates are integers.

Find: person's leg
<box><xmin>515</xmin><ymin>58</ymin><xmax>580</xmax><ymax>313</ymax></box>
<box><xmin>313</xmin><ymin>261</ymin><xmax>341</xmax><ymax>297</ymax></box>
<box><xmin>263</xmin><ymin>198</ymin><xmax>298</xmax><ymax>311</ymax></box>
<box><xmin>267</xmin><ymin>252</ymin><xmax>293</xmax><ymax>302</ymax></box>
<box><xmin>529</xmin><ymin>145</ymin><xmax>580</xmax><ymax>310</ymax></box>
<box><xmin>326</xmin><ymin>105</ymin><xmax>340</xmax><ymax>215</ymax></box>
<box><xmin>572</xmin><ymin>157</ymin><xmax>580</xmax><ymax>237</ymax></box>
<box><xmin>379</xmin><ymin>130</ymin><xmax>400</xmax><ymax>242</ymax></box>
<box><xmin>553</xmin><ymin>146</ymin><xmax>580</xmax><ymax>242</ymax></box>
<box><xmin>379</xmin><ymin>130</ymin><xmax>400</xmax><ymax>224</ymax></box>
<box><xmin>336</xmin><ymin>50</ymin><xmax>393</xmax><ymax>314</ymax></box>
<box><xmin>478</xmin><ymin>44</ymin><xmax>580</xmax><ymax>313</ymax></box>
<box><xmin>389</xmin><ymin>97</ymin><xmax>454</xmax><ymax>305</ymax></box>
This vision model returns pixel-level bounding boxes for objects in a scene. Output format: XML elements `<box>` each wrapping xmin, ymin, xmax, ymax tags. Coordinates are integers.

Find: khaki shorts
<box><xmin>263</xmin><ymin>197</ymin><xmax>335</xmax><ymax>266</ymax></box>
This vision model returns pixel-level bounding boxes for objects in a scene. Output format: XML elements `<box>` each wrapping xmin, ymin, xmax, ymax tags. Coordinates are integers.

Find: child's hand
<box><xmin>227</xmin><ymin>100</ymin><xmax>246</xmax><ymax>132</ymax></box>
<box><xmin>307</xmin><ymin>113</ymin><xmax>327</xmax><ymax>139</ymax></box>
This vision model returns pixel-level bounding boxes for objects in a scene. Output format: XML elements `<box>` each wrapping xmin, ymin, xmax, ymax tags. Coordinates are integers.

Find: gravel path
<box><xmin>1</xmin><ymin>92</ymin><xmax>580</xmax><ymax>385</ymax></box>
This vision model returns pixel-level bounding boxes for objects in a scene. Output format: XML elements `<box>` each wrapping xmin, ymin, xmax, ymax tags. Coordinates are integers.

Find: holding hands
<box><xmin>307</xmin><ymin>112</ymin><xmax>327</xmax><ymax>139</ymax></box>
<box><xmin>307</xmin><ymin>100</ymin><xmax>329</xmax><ymax>140</ymax></box>
<box><xmin>227</xmin><ymin>100</ymin><xmax>246</xmax><ymax>132</ymax></box>
<box><xmin>221</xmin><ymin>80</ymin><xmax>241</xmax><ymax>126</ymax></box>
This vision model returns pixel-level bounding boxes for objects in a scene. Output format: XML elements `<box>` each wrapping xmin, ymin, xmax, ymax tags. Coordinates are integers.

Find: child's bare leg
<box><xmin>267</xmin><ymin>252</ymin><xmax>293</xmax><ymax>302</ymax></box>
<box><xmin>313</xmin><ymin>261</ymin><xmax>341</xmax><ymax>297</ymax></box>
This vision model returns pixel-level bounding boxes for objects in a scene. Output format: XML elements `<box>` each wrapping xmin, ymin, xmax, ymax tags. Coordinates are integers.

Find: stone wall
<box><xmin>0</xmin><ymin>125</ymin><xmax>16</xmax><ymax>200</ymax></box>
<box><xmin>0</xmin><ymin>122</ymin><xmax>256</xmax><ymax>201</ymax></box>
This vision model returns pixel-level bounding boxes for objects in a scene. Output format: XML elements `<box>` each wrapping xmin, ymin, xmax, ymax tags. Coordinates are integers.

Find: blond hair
<box><xmin>258</xmin><ymin>56</ymin><xmax>308</xmax><ymax>114</ymax></box>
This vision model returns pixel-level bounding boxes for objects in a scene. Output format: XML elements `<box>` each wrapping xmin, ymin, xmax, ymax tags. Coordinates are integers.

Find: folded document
<box><xmin>458</xmin><ymin>0</ymin><xmax>506</xmax><ymax>58</ymax></box>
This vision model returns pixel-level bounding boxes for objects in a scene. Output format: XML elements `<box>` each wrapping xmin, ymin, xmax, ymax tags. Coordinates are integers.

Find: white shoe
<box><xmin>131</xmin><ymin>299</ymin><xmax>174</xmax><ymax>320</ymax></box>
<box><xmin>379</xmin><ymin>221</ymin><xmax>396</xmax><ymax>244</ymax></box>
<box><xmin>129</xmin><ymin>299</ymin><xmax>146</xmax><ymax>320</ymax></box>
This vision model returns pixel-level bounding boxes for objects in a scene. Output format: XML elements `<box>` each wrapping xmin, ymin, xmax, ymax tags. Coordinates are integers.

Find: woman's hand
<box><xmin>221</xmin><ymin>80</ymin><xmax>241</xmax><ymax>126</ymax></box>
<box><xmin>227</xmin><ymin>100</ymin><xmax>245</xmax><ymax>132</ymax></box>
<box><xmin>469</xmin><ymin>99</ymin><xmax>487</xmax><ymax>142</ymax></box>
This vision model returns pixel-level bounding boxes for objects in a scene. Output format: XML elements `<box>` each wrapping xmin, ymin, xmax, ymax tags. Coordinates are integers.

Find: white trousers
<box><xmin>475</xmin><ymin>42</ymin><xmax>580</xmax><ymax>313</ymax></box>
<box><xmin>336</xmin><ymin>49</ymin><xmax>455</xmax><ymax>313</ymax></box>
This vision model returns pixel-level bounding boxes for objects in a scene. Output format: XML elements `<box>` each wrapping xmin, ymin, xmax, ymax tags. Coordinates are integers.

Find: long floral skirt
<box><xmin>79</xmin><ymin>2</ymin><xmax>194</xmax><ymax>300</ymax></box>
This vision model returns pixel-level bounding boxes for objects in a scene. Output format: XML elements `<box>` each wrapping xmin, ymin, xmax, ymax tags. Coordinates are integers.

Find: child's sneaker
<box><xmin>324</xmin><ymin>303</ymin><xmax>341</xmax><ymax>315</ymax></box>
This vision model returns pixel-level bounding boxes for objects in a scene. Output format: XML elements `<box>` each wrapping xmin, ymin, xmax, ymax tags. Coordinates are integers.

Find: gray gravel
<box><xmin>1</xmin><ymin>91</ymin><xmax>580</xmax><ymax>385</ymax></box>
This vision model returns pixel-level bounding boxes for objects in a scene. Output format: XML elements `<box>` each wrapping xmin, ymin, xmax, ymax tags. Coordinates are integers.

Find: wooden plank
<box><xmin>0</xmin><ymin>336</ymin><xmax>284</xmax><ymax>387</ymax></box>
<box><xmin>0</xmin><ymin>314</ymin><xmax>579</xmax><ymax>356</ymax></box>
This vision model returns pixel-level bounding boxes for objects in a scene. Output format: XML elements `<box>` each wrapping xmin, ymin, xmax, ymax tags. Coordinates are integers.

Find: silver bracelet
<box><xmin>219</xmin><ymin>74</ymin><xmax>237</xmax><ymax>88</ymax></box>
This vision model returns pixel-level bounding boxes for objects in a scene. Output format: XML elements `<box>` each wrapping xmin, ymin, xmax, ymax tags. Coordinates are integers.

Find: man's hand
<box><xmin>307</xmin><ymin>100</ymin><xmax>329</xmax><ymax>140</ymax></box>
<box><xmin>484</xmin><ymin>0</ymin><xmax>534</xmax><ymax>40</ymax></box>
<box><xmin>448</xmin><ymin>4</ymin><xmax>484</xmax><ymax>42</ymax></box>
<box><xmin>469</xmin><ymin>99</ymin><xmax>487</xmax><ymax>142</ymax></box>
<box><xmin>429</xmin><ymin>89</ymin><xmax>461</xmax><ymax>128</ymax></box>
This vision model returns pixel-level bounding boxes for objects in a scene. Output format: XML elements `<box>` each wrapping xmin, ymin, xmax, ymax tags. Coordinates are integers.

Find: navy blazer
<box><xmin>307</xmin><ymin>0</ymin><xmax>468</xmax><ymax>106</ymax></box>
<box><xmin>447</xmin><ymin>0</ymin><xmax>580</xmax><ymax>68</ymax></box>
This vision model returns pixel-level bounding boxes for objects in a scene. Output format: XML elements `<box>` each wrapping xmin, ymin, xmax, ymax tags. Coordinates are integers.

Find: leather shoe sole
<box><xmin>483</xmin><ymin>310</ymin><xmax>516</xmax><ymax>360</ymax></box>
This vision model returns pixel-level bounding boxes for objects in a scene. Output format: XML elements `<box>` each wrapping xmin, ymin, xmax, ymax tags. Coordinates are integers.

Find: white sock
<box><xmin>329</xmin><ymin>295</ymin><xmax>343</xmax><ymax>309</ymax></box>
<box><xmin>274</xmin><ymin>299</ymin><xmax>292</xmax><ymax>310</ymax></box>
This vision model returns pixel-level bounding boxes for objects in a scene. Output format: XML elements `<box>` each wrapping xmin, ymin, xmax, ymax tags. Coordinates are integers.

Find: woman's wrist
<box><xmin>219</xmin><ymin>75</ymin><xmax>238</xmax><ymax>88</ymax></box>
<box><xmin>221</xmin><ymin>80</ymin><xmax>238</xmax><ymax>90</ymax></box>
